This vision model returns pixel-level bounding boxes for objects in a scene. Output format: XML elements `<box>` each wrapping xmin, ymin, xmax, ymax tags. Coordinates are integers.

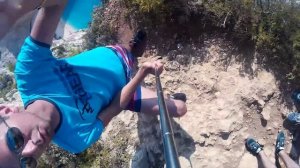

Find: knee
<box><xmin>175</xmin><ymin>100</ymin><xmax>187</xmax><ymax>117</ymax></box>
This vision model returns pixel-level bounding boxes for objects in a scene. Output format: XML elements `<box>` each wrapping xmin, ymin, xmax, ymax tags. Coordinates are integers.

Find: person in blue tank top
<box><xmin>0</xmin><ymin>1</ymin><xmax>187</xmax><ymax>167</ymax></box>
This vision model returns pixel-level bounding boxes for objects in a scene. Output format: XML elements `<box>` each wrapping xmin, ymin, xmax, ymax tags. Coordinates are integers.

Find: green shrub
<box><xmin>52</xmin><ymin>45</ymin><xmax>83</xmax><ymax>58</ymax></box>
<box><xmin>7</xmin><ymin>62</ymin><xmax>15</xmax><ymax>73</ymax></box>
<box><xmin>0</xmin><ymin>74</ymin><xmax>15</xmax><ymax>98</ymax></box>
<box><xmin>130</xmin><ymin>0</ymin><xmax>163</xmax><ymax>12</ymax></box>
<box><xmin>201</xmin><ymin>0</ymin><xmax>300</xmax><ymax>75</ymax></box>
<box><xmin>38</xmin><ymin>123</ymin><xmax>132</xmax><ymax>168</ymax></box>
<box><xmin>85</xmin><ymin>0</ymin><xmax>300</xmax><ymax>78</ymax></box>
<box><xmin>76</xmin><ymin>122</ymin><xmax>131</xmax><ymax>168</ymax></box>
<box><xmin>292</xmin><ymin>30</ymin><xmax>300</xmax><ymax>59</ymax></box>
<box><xmin>84</xmin><ymin>5</ymin><xmax>118</xmax><ymax>49</ymax></box>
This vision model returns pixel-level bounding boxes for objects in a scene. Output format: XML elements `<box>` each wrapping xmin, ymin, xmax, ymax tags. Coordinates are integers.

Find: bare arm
<box><xmin>30</xmin><ymin>0</ymin><xmax>68</xmax><ymax>45</ymax></box>
<box><xmin>0</xmin><ymin>0</ymin><xmax>66</xmax><ymax>40</ymax></box>
<box><xmin>98</xmin><ymin>61</ymin><xmax>163</xmax><ymax>126</ymax></box>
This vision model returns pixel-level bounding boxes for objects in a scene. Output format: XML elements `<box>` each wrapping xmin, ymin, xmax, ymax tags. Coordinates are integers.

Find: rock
<box><xmin>131</xmin><ymin>148</ymin><xmax>149</xmax><ymax>168</ymax></box>
<box><xmin>261</xmin><ymin>109</ymin><xmax>271</xmax><ymax>121</ymax></box>
<box><xmin>0</xmin><ymin>48</ymin><xmax>16</xmax><ymax>73</ymax></box>
<box><xmin>238</xmin><ymin>153</ymin><xmax>258</xmax><ymax>168</ymax></box>
<box><xmin>12</xmin><ymin>92</ymin><xmax>22</xmax><ymax>105</ymax></box>
<box><xmin>177</xmin><ymin>43</ymin><xmax>184</xmax><ymax>51</ymax></box>
<box><xmin>165</xmin><ymin>61</ymin><xmax>181</xmax><ymax>71</ymax></box>
<box><xmin>52</xmin><ymin>31</ymin><xmax>86</xmax><ymax>58</ymax></box>
<box><xmin>178</xmin><ymin>156</ymin><xmax>191</xmax><ymax>168</ymax></box>
<box><xmin>176</xmin><ymin>54</ymin><xmax>189</xmax><ymax>65</ymax></box>
<box><xmin>163</xmin><ymin>157</ymin><xmax>191</xmax><ymax>168</ymax></box>
<box><xmin>272</xmin><ymin>121</ymin><xmax>280</xmax><ymax>129</ymax></box>
<box><xmin>5</xmin><ymin>89</ymin><xmax>18</xmax><ymax>101</ymax></box>
<box><xmin>258</xmin><ymin>99</ymin><xmax>265</xmax><ymax>107</ymax></box>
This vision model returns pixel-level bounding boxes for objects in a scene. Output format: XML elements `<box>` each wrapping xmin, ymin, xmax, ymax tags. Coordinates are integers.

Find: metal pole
<box><xmin>155</xmin><ymin>69</ymin><xmax>181</xmax><ymax>168</ymax></box>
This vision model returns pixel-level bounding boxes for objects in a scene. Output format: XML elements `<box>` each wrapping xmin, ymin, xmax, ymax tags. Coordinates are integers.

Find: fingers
<box><xmin>141</xmin><ymin>59</ymin><xmax>164</xmax><ymax>76</ymax></box>
<box><xmin>139</xmin><ymin>55</ymin><xmax>163</xmax><ymax>64</ymax></box>
<box><xmin>0</xmin><ymin>105</ymin><xmax>12</xmax><ymax>115</ymax></box>
<box><xmin>153</xmin><ymin>61</ymin><xmax>164</xmax><ymax>75</ymax></box>
<box><xmin>150</xmin><ymin>56</ymin><xmax>162</xmax><ymax>62</ymax></box>
<box><xmin>146</xmin><ymin>60</ymin><xmax>163</xmax><ymax>75</ymax></box>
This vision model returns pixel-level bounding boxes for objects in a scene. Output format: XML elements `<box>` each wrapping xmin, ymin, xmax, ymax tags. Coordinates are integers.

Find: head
<box><xmin>0</xmin><ymin>104</ymin><xmax>53</xmax><ymax>168</ymax></box>
<box><xmin>130</xmin><ymin>30</ymin><xmax>147</xmax><ymax>58</ymax></box>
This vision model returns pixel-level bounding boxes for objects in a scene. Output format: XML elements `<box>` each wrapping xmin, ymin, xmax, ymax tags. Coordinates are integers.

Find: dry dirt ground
<box><xmin>1</xmin><ymin>1</ymin><xmax>300</xmax><ymax>167</ymax></box>
<box><xmin>96</xmin><ymin>1</ymin><xmax>300</xmax><ymax>167</ymax></box>
<box><xmin>101</xmin><ymin>35</ymin><xmax>297</xmax><ymax>168</ymax></box>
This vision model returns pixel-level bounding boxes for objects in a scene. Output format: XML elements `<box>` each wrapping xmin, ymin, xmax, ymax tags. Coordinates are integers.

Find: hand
<box><xmin>0</xmin><ymin>104</ymin><xmax>20</xmax><ymax>115</ymax></box>
<box><xmin>141</xmin><ymin>60</ymin><xmax>164</xmax><ymax>76</ymax></box>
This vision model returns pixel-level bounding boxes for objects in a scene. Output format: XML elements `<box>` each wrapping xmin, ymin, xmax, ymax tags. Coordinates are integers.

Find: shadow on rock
<box><xmin>132</xmin><ymin>114</ymin><xmax>196</xmax><ymax>168</ymax></box>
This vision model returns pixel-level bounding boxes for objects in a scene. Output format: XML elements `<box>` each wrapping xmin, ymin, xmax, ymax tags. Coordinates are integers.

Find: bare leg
<box><xmin>278</xmin><ymin>151</ymin><xmax>300</xmax><ymax>168</ymax></box>
<box><xmin>30</xmin><ymin>0</ymin><xmax>68</xmax><ymax>44</ymax></box>
<box><xmin>257</xmin><ymin>151</ymin><xmax>276</xmax><ymax>168</ymax></box>
<box><xmin>98</xmin><ymin>82</ymin><xmax>187</xmax><ymax>126</ymax></box>
<box><xmin>0</xmin><ymin>0</ymin><xmax>64</xmax><ymax>39</ymax></box>
<box><xmin>140</xmin><ymin>86</ymin><xmax>187</xmax><ymax>117</ymax></box>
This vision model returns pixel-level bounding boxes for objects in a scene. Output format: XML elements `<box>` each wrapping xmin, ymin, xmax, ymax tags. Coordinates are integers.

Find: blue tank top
<box><xmin>15</xmin><ymin>37</ymin><xmax>126</xmax><ymax>153</ymax></box>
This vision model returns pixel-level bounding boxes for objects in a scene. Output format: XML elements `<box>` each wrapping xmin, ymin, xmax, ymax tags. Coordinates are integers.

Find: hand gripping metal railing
<box><xmin>155</xmin><ymin>68</ymin><xmax>181</xmax><ymax>168</ymax></box>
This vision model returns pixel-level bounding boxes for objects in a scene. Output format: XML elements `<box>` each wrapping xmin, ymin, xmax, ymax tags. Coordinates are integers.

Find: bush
<box><xmin>84</xmin><ymin>5</ymin><xmax>118</xmax><ymax>49</ymax></box>
<box><xmin>38</xmin><ymin>119</ymin><xmax>132</xmax><ymax>168</ymax></box>
<box><xmin>0</xmin><ymin>74</ymin><xmax>15</xmax><ymax>99</ymax></box>
<box><xmin>130</xmin><ymin>0</ymin><xmax>163</xmax><ymax>12</ymax></box>
<box><xmin>200</xmin><ymin>0</ymin><xmax>300</xmax><ymax>76</ymax></box>
<box><xmin>7</xmin><ymin>62</ymin><xmax>15</xmax><ymax>73</ymax></box>
<box><xmin>76</xmin><ymin>121</ymin><xmax>132</xmax><ymax>168</ymax></box>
